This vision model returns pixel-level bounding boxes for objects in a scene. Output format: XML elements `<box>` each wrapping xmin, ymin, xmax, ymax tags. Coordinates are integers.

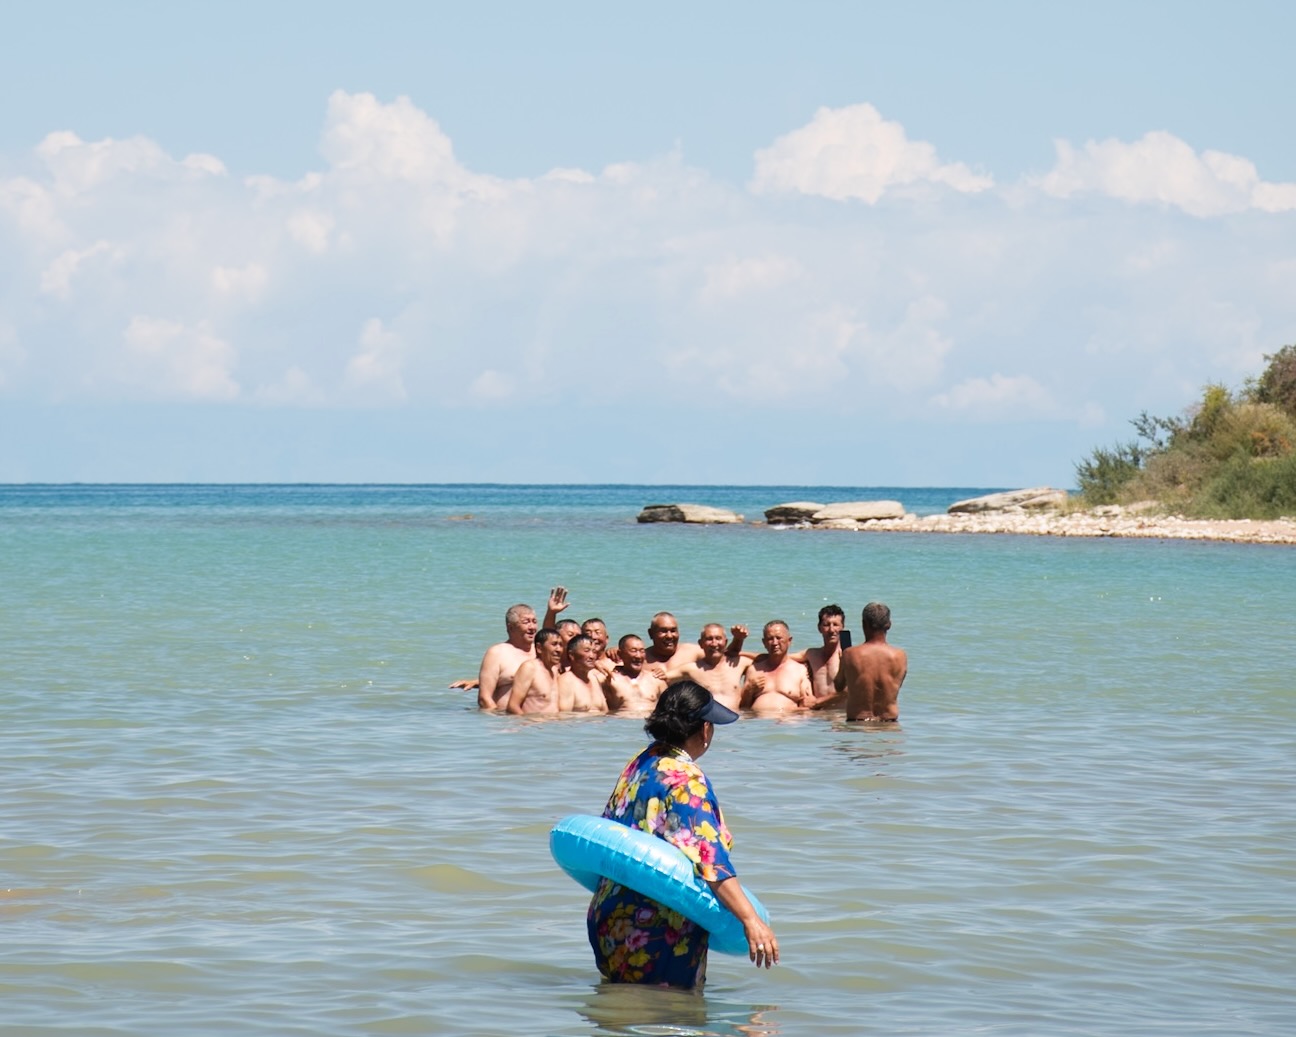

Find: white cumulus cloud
<box><xmin>344</xmin><ymin>317</ymin><xmax>406</xmax><ymax>401</ymax></box>
<box><xmin>286</xmin><ymin>209</ymin><xmax>334</xmax><ymax>254</ymax></box>
<box><xmin>320</xmin><ymin>90</ymin><xmax>500</xmax><ymax>199</ymax></box>
<box><xmin>41</xmin><ymin>240</ymin><xmax>116</xmax><ymax>299</ymax></box>
<box><xmin>1036</xmin><ymin>131</ymin><xmax>1296</xmax><ymax>217</ymax></box>
<box><xmin>1</xmin><ymin>89</ymin><xmax>1293</xmax><ymax>462</ymax></box>
<box><xmin>211</xmin><ymin>262</ymin><xmax>268</xmax><ymax>302</ymax></box>
<box><xmin>36</xmin><ymin>130</ymin><xmax>225</xmax><ymax>196</ymax></box>
<box><xmin>122</xmin><ymin>316</ymin><xmax>239</xmax><ymax>400</ymax></box>
<box><xmin>698</xmin><ymin>254</ymin><xmax>802</xmax><ymax>303</ymax></box>
<box><xmin>751</xmin><ymin>103</ymin><xmax>993</xmax><ymax>203</ymax></box>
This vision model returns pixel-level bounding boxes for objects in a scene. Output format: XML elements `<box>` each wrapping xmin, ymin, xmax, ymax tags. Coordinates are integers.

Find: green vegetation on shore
<box><xmin>1076</xmin><ymin>345</ymin><xmax>1296</xmax><ymax>519</ymax></box>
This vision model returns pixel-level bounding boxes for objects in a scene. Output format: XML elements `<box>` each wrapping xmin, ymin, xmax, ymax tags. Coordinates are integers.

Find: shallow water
<box><xmin>2</xmin><ymin>485</ymin><xmax>1293</xmax><ymax>1035</ymax></box>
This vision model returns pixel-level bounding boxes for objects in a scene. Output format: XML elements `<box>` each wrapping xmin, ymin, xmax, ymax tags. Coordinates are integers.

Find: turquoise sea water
<box><xmin>2</xmin><ymin>484</ymin><xmax>1293</xmax><ymax>1037</ymax></box>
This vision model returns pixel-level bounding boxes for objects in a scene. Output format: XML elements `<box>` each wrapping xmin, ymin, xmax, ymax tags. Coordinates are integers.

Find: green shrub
<box><xmin>1186</xmin><ymin>383</ymin><xmax>1233</xmax><ymax>443</ymax></box>
<box><xmin>1214</xmin><ymin>402</ymin><xmax>1296</xmax><ymax>460</ymax></box>
<box><xmin>1192</xmin><ymin>451</ymin><xmax>1296</xmax><ymax>519</ymax></box>
<box><xmin>1075</xmin><ymin>441</ymin><xmax>1144</xmax><ymax>505</ymax></box>
<box><xmin>1250</xmin><ymin>344</ymin><xmax>1296</xmax><ymax>418</ymax></box>
<box><xmin>1074</xmin><ymin>348</ymin><xmax>1296</xmax><ymax>519</ymax></box>
<box><xmin>1126</xmin><ymin>445</ymin><xmax>1213</xmax><ymax>509</ymax></box>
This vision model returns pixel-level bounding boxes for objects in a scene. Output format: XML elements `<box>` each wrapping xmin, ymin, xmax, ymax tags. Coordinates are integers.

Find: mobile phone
<box><xmin>839</xmin><ymin>629</ymin><xmax>853</xmax><ymax>649</ymax></box>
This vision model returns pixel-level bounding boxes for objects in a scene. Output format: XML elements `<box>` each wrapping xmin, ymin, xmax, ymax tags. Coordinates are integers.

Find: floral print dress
<box><xmin>586</xmin><ymin>742</ymin><xmax>736</xmax><ymax>988</ymax></box>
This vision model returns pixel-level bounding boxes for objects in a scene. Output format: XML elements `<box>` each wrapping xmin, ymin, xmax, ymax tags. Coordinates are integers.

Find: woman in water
<box><xmin>587</xmin><ymin>680</ymin><xmax>779</xmax><ymax>988</ymax></box>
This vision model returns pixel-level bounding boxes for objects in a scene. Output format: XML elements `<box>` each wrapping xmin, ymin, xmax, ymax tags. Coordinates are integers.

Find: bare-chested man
<box><xmin>643</xmin><ymin>612</ymin><xmax>696</xmax><ymax>674</ymax></box>
<box><xmin>666</xmin><ymin>624</ymin><xmax>755</xmax><ymax>712</ymax></box>
<box><xmin>555</xmin><ymin>619</ymin><xmax>581</xmax><ymax>670</ymax></box>
<box><xmin>805</xmin><ymin>604</ymin><xmax>846</xmax><ymax>705</ymax></box>
<box><xmin>580</xmin><ymin>618</ymin><xmax>618</xmax><ymax>675</ymax></box>
<box><xmin>506</xmin><ymin>628</ymin><xmax>569</xmax><ymax>714</ymax></box>
<box><xmin>818</xmin><ymin>602</ymin><xmax>908</xmax><ymax>721</ymax></box>
<box><xmin>747</xmin><ymin>620</ymin><xmax>813</xmax><ymax>714</ymax></box>
<box><xmin>558</xmin><ymin>634</ymin><xmax>609</xmax><ymax>714</ymax></box>
<box><xmin>475</xmin><ymin>603</ymin><xmax>541</xmax><ymax>710</ymax></box>
<box><xmin>455</xmin><ymin>587</ymin><xmax>568</xmax><ymax>698</ymax></box>
<box><xmin>603</xmin><ymin>634</ymin><xmax>666</xmax><ymax>714</ymax></box>
<box><xmin>644</xmin><ymin>612</ymin><xmax>747</xmax><ymax>678</ymax></box>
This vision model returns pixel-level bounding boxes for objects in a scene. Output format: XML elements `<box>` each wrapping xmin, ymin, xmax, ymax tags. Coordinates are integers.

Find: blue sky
<box><xmin>2</xmin><ymin>1</ymin><xmax>1294</xmax><ymax>485</ymax></box>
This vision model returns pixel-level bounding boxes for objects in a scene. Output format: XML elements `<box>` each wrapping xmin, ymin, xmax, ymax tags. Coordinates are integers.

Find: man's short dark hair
<box><xmin>818</xmin><ymin>604</ymin><xmax>845</xmax><ymax>624</ymax></box>
<box><xmin>535</xmin><ymin>627</ymin><xmax>562</xmax><ymax>647</ymax></box>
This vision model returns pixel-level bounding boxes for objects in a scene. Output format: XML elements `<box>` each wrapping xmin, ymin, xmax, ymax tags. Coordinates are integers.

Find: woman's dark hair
<box><xmin>645</xmin><ymin>680</ymin><xmax>712</xmax><ymax>746</ymax></box>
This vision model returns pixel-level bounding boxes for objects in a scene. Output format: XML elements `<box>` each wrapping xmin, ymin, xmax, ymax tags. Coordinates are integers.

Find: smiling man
<box><xmin>805</xmin><ymin>604</ymin><xmax>847</xmax><ymax>705</ymax></box>
<box><xmin>644</xmin><ymin>611</ymin><xmax>746</xmax><ymax>676</ymax></box>
<box><xmin>666</xmin><ymin>624</ymin><xmax>755</xmax><ymax>712</ymax></box>
<box><xmin>506</xmin><ymin>627</ymin><xmax>568</xmax><ymax>715</ymax></box>
<box><xmin>603</xmin><ymin>634</ymin><xmax>665</xmax><ymax>714</ymax></box>
<box><xmin>747</xmin><ymin>620</ymin><xmax>813</xmax><ymax>714</ymax></box>
<box><xmin>476</xmin><ymin>603</ymin><xmax>540</xmax><ymax>710</ymax></box>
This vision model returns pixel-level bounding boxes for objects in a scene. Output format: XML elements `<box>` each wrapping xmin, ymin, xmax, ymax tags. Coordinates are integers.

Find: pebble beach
<box><xmin>826</xmin><ymin>508</ymin><xmax>1296</xmax><ymax>545</ymax></box>
<box><xmin>640</xmin><ymin>493</ymin><xmax>1296</xmax><ymax>545</ymax></box>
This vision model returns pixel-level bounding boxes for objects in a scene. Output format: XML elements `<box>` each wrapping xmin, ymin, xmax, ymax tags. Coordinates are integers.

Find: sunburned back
<box><xmin>839</xmin><ymin>641</ymin><xmax>908</xmax><ymax>721</ymax></box>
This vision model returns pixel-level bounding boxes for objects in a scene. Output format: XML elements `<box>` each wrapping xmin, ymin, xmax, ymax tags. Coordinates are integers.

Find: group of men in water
<box><xmin>453</xmin><ymin>587</ymin><xmax>908</xmax><ymax>722</ymax></box>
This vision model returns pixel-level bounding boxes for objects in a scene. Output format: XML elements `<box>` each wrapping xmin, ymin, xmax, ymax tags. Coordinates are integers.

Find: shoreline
<box><xmin>792</xmin><ymin>510</ymin><xmax>1296</xmax><ymax>545</ymax></box>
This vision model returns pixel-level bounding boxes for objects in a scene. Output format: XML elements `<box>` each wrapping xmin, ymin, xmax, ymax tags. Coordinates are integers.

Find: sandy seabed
<box><xmin>834</xmin><ymin>510</ymin><xmax>1296</xmax><ymax>545</ymax></box>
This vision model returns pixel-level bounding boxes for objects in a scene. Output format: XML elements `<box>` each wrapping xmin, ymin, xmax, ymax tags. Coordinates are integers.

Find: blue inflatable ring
<box><xmin>549</xmin><ymin>813</ymin><xmax>770</xmax><ymax>956</ymax></box>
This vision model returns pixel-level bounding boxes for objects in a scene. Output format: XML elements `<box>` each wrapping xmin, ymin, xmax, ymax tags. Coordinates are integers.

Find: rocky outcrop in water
<box><xmin>636</xmin><ymin>504</ymin><xmax>744</xmax><ymax>524</ymax></box>
<box><xmin>764</xmin><ymin>502</ymin><xmax>825</xmax><ymax>525</ymax></box>
<box><xmin>811</xmin><ymin>501</ymin><xmax>908</xmax><ymax>522</ymax></box>
<box><xmin>948</xmin><ymin>487</ymin><xmax>1068</xmax><ymax>513</ymax></box>
<box><xmin>764</xmin><ymin>500</ymin><xmax>907</xmax><ymax>526</ymax></box>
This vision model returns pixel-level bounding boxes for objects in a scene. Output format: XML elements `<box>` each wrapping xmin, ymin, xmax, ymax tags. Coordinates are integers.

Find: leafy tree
<box><xmin>1130</xmin><ymin>410</ymin><xmax>1184</xmax><ymax>451</ymax></box>
<box><xmin>1187</xmin><ymin>383</ymin><xmax>1233</xmax><ymax>441</ymax></box>
<box><xmin>1075</xmin><ymin>441</ymin><xmax>1144</xmax><ymax>504</ymax></box>
<box><xmin>1250</xmin><ymin>344</ymin><xmax>1296</xmax><ymax>418</ymax></box>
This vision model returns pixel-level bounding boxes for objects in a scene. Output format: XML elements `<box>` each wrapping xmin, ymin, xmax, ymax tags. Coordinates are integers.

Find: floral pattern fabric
<box><xmin>586</xmin><ymin>742</ymin><xmax>735</xmax><ymax>988</ymax></box>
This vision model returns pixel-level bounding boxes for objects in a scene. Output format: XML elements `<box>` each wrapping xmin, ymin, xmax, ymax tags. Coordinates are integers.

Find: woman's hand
<box><xmin>743</xmin><ymin>916</ymin><xmax>779</xmax><ymax>969</ymax></box>
<box><xmin>711</xmin><ymin>876</ymin><xmax>780</xmax><ymax>969</ymax></box>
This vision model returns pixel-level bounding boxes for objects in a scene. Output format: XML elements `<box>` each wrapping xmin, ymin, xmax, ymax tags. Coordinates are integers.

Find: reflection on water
<box><xmin>827</xmin><ymin>722</ymin><xmax>907</xmax><ymax>766</ymax></box>
<box><xmin>575</xmin><ymin>981</ymin><xmax>779</xmax><ymax>1036</ymax></box>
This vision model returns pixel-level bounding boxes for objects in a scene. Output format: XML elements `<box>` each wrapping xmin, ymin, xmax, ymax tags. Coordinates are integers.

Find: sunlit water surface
<box><xmin>2</xmin><ymin>485</ymin><xmax>1293</xmax><ymax>1036</ymax></box>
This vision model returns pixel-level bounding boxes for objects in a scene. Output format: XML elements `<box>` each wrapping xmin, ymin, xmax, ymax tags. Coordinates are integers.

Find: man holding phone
<box><xmin>805</xmin><ymin>604</ymin><xmax>848</xmax><ymax>705</ymax></box>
